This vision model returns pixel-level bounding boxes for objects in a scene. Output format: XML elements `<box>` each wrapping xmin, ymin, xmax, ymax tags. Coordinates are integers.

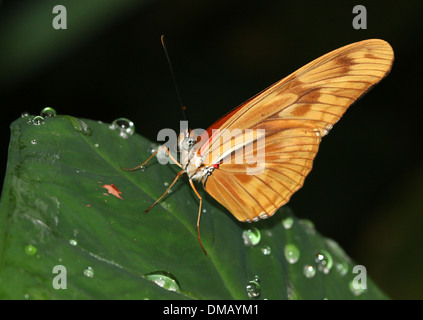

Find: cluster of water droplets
<box><xmin>22</xmin><ymin>107</ymin><xmax>57</xmax><ymax>126</ymax></box>
<box><xmin>21</xmin><ymin>211</ymin><xmax>363</xmax><ymax>300</ymax></box>
<box><xmin>21</xmin><ymin>108</ymin><xmax>139</xmax><ymax>143</ymax></box>
<box><xmin>238</xmin><ymin>209</ymin><xmax>365</xmax><ymax>298</ymax></box>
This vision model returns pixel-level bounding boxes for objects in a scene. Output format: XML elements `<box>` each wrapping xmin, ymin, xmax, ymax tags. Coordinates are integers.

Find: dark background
<box><xmin>1</xmin><ymin>0</ymin><xmax>422</xmax><ymax>299</ymax></box>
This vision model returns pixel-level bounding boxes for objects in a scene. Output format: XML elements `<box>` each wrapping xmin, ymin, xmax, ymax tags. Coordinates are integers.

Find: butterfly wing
<box><xmin>199</xmin><ymin>39</ymin><xmax>394</xmax><ymax>222</ymax></box>
<box><xmin>204</xmin><ymin>127</ymin><xmax>321</xmax><ymax>221</ymax></box>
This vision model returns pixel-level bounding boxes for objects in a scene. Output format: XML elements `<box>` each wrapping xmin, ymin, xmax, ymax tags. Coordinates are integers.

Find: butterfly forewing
<box><xmin>200</xmin><ymin>39</ymin><xmax>394</xmax><ymax>222</ymax></box>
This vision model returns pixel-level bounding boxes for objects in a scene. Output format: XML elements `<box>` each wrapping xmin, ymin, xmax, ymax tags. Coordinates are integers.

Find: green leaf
<box><xmin>0</xmin><ymin>114</ymin><xmax>388</xmax><ymax>299</ymax></box>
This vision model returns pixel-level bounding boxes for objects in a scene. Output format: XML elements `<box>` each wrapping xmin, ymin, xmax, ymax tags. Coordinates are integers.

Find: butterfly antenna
<box><xmin>161</xmin><ymin>35</ymin><xmax>188</xmax><ymax>121</ymax></box>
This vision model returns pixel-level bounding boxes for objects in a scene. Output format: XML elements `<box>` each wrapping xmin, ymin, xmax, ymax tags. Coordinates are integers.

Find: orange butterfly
<box><xmin>126</xmin><ymin>39</ymin><xmax>394</xmax><ymax>254</ymax></box>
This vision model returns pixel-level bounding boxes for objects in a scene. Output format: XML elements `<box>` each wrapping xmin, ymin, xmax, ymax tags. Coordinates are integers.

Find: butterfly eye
<box><xmin>181</xmin><ymin>137</ymin><xmax>196</xmax><ymax>151</ymax></box>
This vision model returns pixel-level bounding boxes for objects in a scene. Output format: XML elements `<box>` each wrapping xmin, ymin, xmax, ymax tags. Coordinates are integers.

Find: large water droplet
<box><xmin>40</xmin><ymin>107</ymin><xmax>57</xmax><ymax>118</ymax></box>
<box><xmin>242</xmin><ymin>228</ymin><xmax>261</xmax><ymax>246</ymax></box>
<box><xmin>246</xmin><ymin>276</ymin><xmax>261</xmax><ymax>298</ymax></box>
<box><xmin>144</xmin><ymin>271</ymin><xmax>181</xmax><ymax>293</ymax></box>
<box><xmin>83</xmin><ymin>267</ymin><xmax>95</xmax><ymax>278</ymax></box>
<box><xmin>25</xmin><ymin>244</ymin><xmax>37</xmax><ymax>256</ymax></box>
<box><xmin>110</xmin><ymin>118</ymin><xmax>135</xmax><ymax>139</ymax></box>
<box><xmin>315</xmin><ymin>250</ymin><xmax>333</xmax><ymax>274</ymax></box>
<box><xmin>303</xmin><ymin>265</ymin><xmax>316</xmax><ymax>278</ymax></box>
<box><xmin>284</xmin><ymin>244</ymin><xmax>300</xmax><ymax>264</ymax></box>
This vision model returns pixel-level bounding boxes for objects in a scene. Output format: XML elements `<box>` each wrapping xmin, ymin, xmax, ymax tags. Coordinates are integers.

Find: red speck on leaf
<box><xmin>102</xmin><ymin>184</ymin><xmax>123</xmax><ymax>199</ymax></box>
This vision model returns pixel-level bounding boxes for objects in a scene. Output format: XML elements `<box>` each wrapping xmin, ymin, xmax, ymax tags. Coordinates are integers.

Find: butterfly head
<box><xmin>178</xmin><ymin>128</ymin><xmax>197</xmax><ymax>153</ymax></box>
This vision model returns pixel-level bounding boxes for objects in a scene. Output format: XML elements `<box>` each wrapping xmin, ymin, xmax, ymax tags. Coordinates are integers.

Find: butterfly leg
<box><xmin>121</xmin><ymin>145</ymin><xmax>183</xmax><ymax>171</ymax></box>
<box><xmin>189</xmin><ymin>179</ymin><xmax>207</xmax><ymax>255</ymax></box>
<box><xmin>145</xmin><ymin>170</ymin><xmax>185</xmax><ymax>213</ymax></box>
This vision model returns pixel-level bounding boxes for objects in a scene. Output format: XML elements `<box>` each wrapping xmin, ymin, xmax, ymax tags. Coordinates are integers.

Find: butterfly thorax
<box><xmin>178</xmin><ymin>129</ymin><xmax>214</xmax><ymax>183</ymax></box>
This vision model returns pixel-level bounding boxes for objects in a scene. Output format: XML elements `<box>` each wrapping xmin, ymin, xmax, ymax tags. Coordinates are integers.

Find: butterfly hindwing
<box><xmin>204</xmin><ymin>128</ymin><xmax>321</xmax><ymax>221</ymax></box>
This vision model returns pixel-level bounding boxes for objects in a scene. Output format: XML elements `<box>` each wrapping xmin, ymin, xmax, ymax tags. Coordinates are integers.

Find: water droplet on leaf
<box><xmin>144</xmin><ymin>271</ymin><xmax>181</xmax><ymax>293</ymax></box>
<box><xmin>156</xmin><ymin>146</ymin><xmax>169</xmax><ymax>162</ymax></box>
<box><xmin>242</xmin><ymin>228</ymin><xmax>261</xmax><ymax>246</ymax></box>
<box><xmin>32</xmin><ymin>116</ymin><xmax>45</xmax><ymax>126</ymax></box>
<box><xmin>260</xmin><ymin>245</ymin><xmax>271</xmax><ymax>255</ymax></box>
<box><xmin>83</xmin><ymin>267</ymin><xmax>95</xmax><ymax>278</ymax></box>
<box><xmin>281</xmin><ymin>215</ymin><xmax>294</xmax><ymax>229</ymax></box>
<box><xmin>138</xmin><ymin>165</ymin><xmax>145</xmax><ymax>172</ymax></box>
<box><xmin>25</xmin><ymin>244</ymin><xmax>37</xmax><ymax>256</ymax></box>
<box><xmin>246</xmin><ymin>277</ymin><xmax>261</xmax><ymax>298</ymax></box>
<box><xmin>70</xmin><ymin>118</ymin><xmax>91</xmax><ymax>136</ymax></box>
<box><xmin>40</xmin><ymin>107</ymin><xmax>57</xmax><ymax>117</ymax></box>
<box><xmin>148</xmin><ymin>143</ymin><xmax>159</xmax><ymax>154</ymax></box>
<box><xmin>160</xmin><ymin>201</ymin><xmax>170</xmax><ymax>210</ymax></box>
<box><xmin>110</xmin><ymin>118</ymin><xmax>135</xmax><ymax>139</ymax></box>
<box><xmin>315</xmin><ymin>250</ymin><xmax>333</xmax><ymax>274</ymax></box>
<box><xmin>303</xmin><ymin>265</ymin><xmax>316</xmax><ymax>278</ymax></box>
<box><xmin>284</xmin><ymin>244</ymin><xmax>300</xmax><ymax>264</ymax></box>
